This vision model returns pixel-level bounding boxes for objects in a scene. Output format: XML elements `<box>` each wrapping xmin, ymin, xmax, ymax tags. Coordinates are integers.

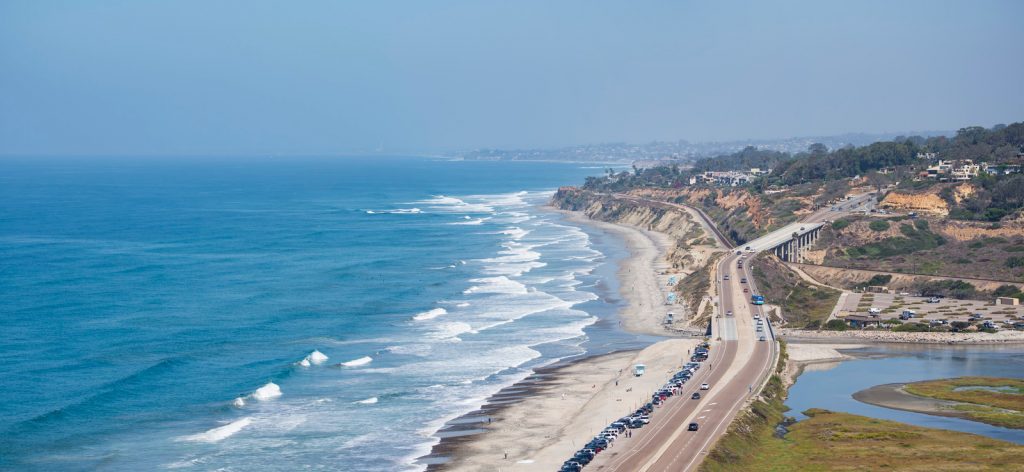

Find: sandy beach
<box><xmin>435</xmin><ymin>339</ymin><xmax>698</xmax><ymax>471</ymax></box>
<box><xmin>423</xmin><ymin>211</ymin><xmax>696</xmax><ymax>470</ymax></box>
<box><xmin>561</xmin><ymin>211</ymin><xmax>677</xmax><ymax>336</ymax></box>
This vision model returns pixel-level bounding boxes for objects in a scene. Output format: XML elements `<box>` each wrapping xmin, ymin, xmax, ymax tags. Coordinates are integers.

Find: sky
<box><xmin>1</xmin><ymin>0</ymin><xmax>1022</xmax><ymax>156</ymax></box>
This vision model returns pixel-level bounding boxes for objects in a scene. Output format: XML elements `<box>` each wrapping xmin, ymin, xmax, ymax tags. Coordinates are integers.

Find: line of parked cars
<box><xmin>559</xmin><ymin>343</ymin><xmax>710</xmax><ymax>472</ymax></box>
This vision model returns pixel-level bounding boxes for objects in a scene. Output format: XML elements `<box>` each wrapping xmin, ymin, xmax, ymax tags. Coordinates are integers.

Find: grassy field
<box><xmin>904</xmin><ymin>377</ymin><xmax>1024</xmax><ymax>429</ymax></box>
<box><xmin>702</xmin><ymin>362</ymin><xmax>1024</xmax><ymax>471</ymax></box>
<box><xmin>739</xmin><ymin>409</ymin><xmax>1024</xmax><ymax>471</ymax></box>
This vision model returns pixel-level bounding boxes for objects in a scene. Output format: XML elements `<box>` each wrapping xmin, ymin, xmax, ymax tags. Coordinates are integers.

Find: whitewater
<box><xmin>0</xmin><ymin>156</ymin><xmax>643</xmax><ymax>471</ymax></box>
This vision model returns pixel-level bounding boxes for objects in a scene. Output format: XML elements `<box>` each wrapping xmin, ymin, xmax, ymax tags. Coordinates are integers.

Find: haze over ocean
<box><xmin>0</xmin><ymin>156</ymin><xmax>649</xmax><ymax>471</ymax></box>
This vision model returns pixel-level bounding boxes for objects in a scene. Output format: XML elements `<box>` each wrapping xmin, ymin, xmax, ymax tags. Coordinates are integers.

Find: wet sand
<box><xmin>426</xmin><ymin>339</ymin><xmax>698</xmax><ymax>471</ymax></box>
<box><xmin>420</xmin><ymin>211</ymin><xmax>696</xmax><ymax>470</ymax></box>
<box><xmin>852</xmin><ymin>383</ymin><xmax>968</xmax><ymax>419</ymax></box>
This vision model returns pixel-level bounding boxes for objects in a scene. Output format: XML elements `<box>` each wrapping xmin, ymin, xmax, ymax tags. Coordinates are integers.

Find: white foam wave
<box><xmin>385</xmin><ymin>344</ymin><xmax>433</xmax><ymax>356</ymax></box>
<box><xmin>232</xmin><ymin>397</ymin><xmax>246</xmax><ymax>408</ymax></box>
<box><xmin>295</xmin><ymin>350</ymin><xmax>327</xmax><ymax>367</ymax></box>
<box><xmin>252</xmin><ymin>382</ymin><xmax>282</xmax><ymax>401</ymax></box>
<box><xmin>500</xmin><ymin>227</ymin><xmax>530</xmax><ymax>240</ymax></box>
<box><xmin>415</xmin><ymin>195</ymin><xmax>495</xmax><ymax>213</ymax></box>
<box><xmin>428</xmin><ymin>321</ymin><xmax>476</xmax><ymax>341</ymax></box>
<box><xmin>450</xmin><ymin>217</ymin><xmax>487</xmax><ymax>226</ymax></box>
<box><xmin>462</xmin><ymin>276</ymin><xmax>528</xmax><ymax>295</ymax></box>
<box><xmin>340</xmin><ymin>356</ymin><xmax>373</xmax><ymax>367</ymax></box>
<box><xmin>413</xmin><ymin>307</ymin><xmax>447</xmax><ymax>321</ymax></box>
<box><xmin>178</xmin><ymin>418</ymin><xmax>252</xmax><ymax>443</ymax></box>
<box><xmin>366</xmin><ymin>208</ymin><xmax>422</xmax><ymax>214</ymax></box>
<box><xmin>354</xmin><ymin>396</ymin><xmax>379</xmax><ymax>405</ymax></box>
<box><xmin>455</xmin><ymin>302</ymin><xmax>470</xmax><ymax>308</ymax></box>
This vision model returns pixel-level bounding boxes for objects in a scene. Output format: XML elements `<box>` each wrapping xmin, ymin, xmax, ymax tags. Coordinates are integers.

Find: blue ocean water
<box><xmin>0</xmin><ymin>156</ymin><xmax>646</xmax><ymax>471</ymax></box>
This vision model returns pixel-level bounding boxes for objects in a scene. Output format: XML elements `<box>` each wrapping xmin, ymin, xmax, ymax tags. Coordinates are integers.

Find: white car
<box><xmin>700</xmin><ymin>383</ymin><xmax>710</xmax><ymax>390</ymax></box>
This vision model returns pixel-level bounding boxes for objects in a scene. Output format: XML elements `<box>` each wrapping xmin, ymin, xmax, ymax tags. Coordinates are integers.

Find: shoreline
<box><xmin>558</xmin><ymin>209</ymin><xmax>683</xmax><ymax>337</ymax></box>
<box><xmin>852</xmin><ymin>383</ymin><xmax>970</xmax><ymax>421</ymax></box>
<box><xmin>420</xmin><ymin>208</ymin><xmax>694</xmax><ymax>470</ymax></box>
<box><xmin>779</xmin><ymin>328</ymin><xmax>1024</xmax><ymax>345</ymax></box>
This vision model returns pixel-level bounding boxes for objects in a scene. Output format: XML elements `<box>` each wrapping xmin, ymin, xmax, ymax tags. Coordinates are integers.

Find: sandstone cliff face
<box><xmin>939</xmin><ymin>219</ymin><xmax>1024</xmax><ymax>241</ymax></box>
<box><xmin>879</xmin><ymin>191</ymin><xmax>949</xmax><ymax>215</ymax></box>
<box><xmin>552</xmin><ymin>187</ymin><xmax>722</xmax><ymax>325</ymax></box>
<box><xmin>624</xmin><ymin>187</ymin><xmax>775</xmax><ymax>231</ymax></box>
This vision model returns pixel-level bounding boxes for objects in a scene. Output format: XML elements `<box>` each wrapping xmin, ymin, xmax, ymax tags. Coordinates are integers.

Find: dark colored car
<box><xmin>691</xmin><ymin>392</ymin><xmax>701</xmax><ymax>400</ymax></box>
<box><xmin>688</xmin><ymin>422</ymin><xmax>699</xmax><ymax>431</ymax></box>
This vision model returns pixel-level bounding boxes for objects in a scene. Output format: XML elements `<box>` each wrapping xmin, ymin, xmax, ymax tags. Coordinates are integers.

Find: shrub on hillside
<box><xmin>869</xmin><ymin>220</ymin><xmax>890</xmax><ymax>232</ymax></box>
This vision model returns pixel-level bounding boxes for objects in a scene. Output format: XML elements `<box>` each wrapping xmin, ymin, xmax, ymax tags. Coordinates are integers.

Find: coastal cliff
<box><xmin>552</xmin><ymin>187</ymin><xmax>722</xmax><ymax>326</ymax></box>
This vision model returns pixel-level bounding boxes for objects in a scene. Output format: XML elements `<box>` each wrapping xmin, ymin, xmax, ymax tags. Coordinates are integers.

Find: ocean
<box><xmin>0</xmin><ymin>156</ymin><xmax>651</xmax><ymax>471</ymax></box>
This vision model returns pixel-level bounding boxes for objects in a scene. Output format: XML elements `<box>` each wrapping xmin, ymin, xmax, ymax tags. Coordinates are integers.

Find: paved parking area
<box><xmin>838</xmin><ymin>292</ymin><xmax>1024</xmax><ymax>326</ymax></box>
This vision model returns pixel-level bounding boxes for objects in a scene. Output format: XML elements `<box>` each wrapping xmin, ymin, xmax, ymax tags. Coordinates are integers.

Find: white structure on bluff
<box><xmin>951</xmin><ymin>161</ymin><xmax>981</xmax><ymax>181</ymax></box>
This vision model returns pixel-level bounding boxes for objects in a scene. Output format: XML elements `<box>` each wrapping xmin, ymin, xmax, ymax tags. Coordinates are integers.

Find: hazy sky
<box><xmin>1</xmin><ymin>1</ymin><xmax>1022</xmax><ymax>156</ymax></box>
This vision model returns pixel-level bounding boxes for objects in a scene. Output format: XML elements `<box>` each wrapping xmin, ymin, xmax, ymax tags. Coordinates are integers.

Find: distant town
<box><xmin>450</xmin><ymin>131</ymin><xmax>950</xmax><ymax>164</ymax></box>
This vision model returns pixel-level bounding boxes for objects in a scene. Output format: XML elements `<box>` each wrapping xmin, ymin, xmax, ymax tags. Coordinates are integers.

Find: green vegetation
<box><xmin>1006</xmin><ymin>256</ymin><xmax>1024</xmax><ymax>268</ymax></box>
<box><xmin>752</xmin><ymin>257</ymin><xmax>841</xmax><ymax>329</ymax></box>
<box><xmin>904</xmin><ymin>377</ymin><xmax>1024</xmax><ymax>429</ymax></box>
<box><xmin>893</xmin><ymin>322</ymin><xmax>931</xmax><ymax>332</ymax></box>
<box><xmin>675</xmin><ymin>254</ymin><xmax>721</xmax><ymax>325</ymax></box>
<box><xmin>868</xmin><ymin>220</ymin><xmax>890</xmax><ymax>232</ymax></box>
<box><xmin>943</xmin><ymin>173</ymin><xmax>1024</xmax><ymax>222</ymax></box>
<box><xmin>831</xmin><ymin>218</ymin><xmax>850</xmax><ymax>230</ymax></box>
<box><xmin>914</xmin><ymin>279</ymin><xmax>978</xmax><ymax>299</ymax></box>
<box><xmin>702</xmin><ymin>352</ymin><xmax>1024</xmax><ymax>472</ymax></box>
<box><xmin>701</xmin><ymin>342</ymin><xmax>788</xmax><ymax>472</ymax></box>
<box><xmin>728</xmin><ymin>409</ymin><xmax>1024</xmax><ymax>471</ymax></box>
<box><xmin>845</xmin><ymin>222</ymin><xmax>945</xmax><ymax>259</ymax></box>
<box><xmin>824</xmin><ymin>319</ymin><xmax>848</xmax><ymax>331</ymax></box>
<box><xmin>856</xmin><ymin>274</ymin><xmax>892</xmax><ymax>289</ymax></box>
<box><xmin>993</xmin><ymin>284</ymin><xmax>1024</xmax><ymax>301</ymax></box>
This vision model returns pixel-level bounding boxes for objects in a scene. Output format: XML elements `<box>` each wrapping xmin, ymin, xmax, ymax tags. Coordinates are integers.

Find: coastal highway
<box><xmin>591</xmin><ymin>251</ymin><xmax>776</xmax><ymax>472</ymax></box>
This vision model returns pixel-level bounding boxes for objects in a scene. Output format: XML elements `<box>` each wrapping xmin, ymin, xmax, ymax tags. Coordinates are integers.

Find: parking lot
<box><xmin>839</xmin><ymin>292</ymin><xmax>1024</xmax><ymax>327</ymax></box>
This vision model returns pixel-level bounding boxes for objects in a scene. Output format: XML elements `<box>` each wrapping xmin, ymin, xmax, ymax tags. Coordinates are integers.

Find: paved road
<box><xmin>591</xmin><ymin>252</ymin><xmax>776</xmax><ymax>472</ymax></box>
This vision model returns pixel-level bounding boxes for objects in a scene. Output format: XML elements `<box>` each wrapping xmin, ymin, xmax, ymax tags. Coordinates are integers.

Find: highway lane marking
<box><xmin>601</xmin><ymin>340</ymin><xmax>734</xmax><ymax>471</ymax></box>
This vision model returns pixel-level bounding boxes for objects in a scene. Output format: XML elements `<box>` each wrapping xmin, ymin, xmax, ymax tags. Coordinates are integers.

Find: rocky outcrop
<box><xmin>879</xmin><ymin>191</ymin><xmax>949</xmax><ymax>216</ymax></box>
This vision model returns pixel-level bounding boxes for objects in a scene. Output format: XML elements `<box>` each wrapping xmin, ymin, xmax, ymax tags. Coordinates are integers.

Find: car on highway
<box><xmin>759</xmin><ymin>335</ymin><xmax>766</xmax><ymax>341</ymax></box>
<box><xmin>691</xmin><ymin>392</ymin><xmax>701</xmax><ymax>400</ymax></box>
<box><xmin>726</xmin><ymin>310</ymin><xmax>732</xmax><ymax>316</ymax></box>
<box><xmin>700</xmin><ymin>383</ymin><xmax>710</xmax><ymax>390</ymax></box>
<box><xmin>688</xmin><ymin>422</ymin><xmax>699</xmax><ymax>431</ymax></box>
<box><xmin>723</xmin><ymin>275</ymin><xmax>730</xmax><ymax>281</ymax></box>
<box><xmin>740</xmin><ymin>277</ymin><xmax>747</xmax><ymax>283</ymax></box>
<box><xmin>743</xmin><ymin>288</ymin><xmax>748</xmax><ymax>293</ymax></box>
